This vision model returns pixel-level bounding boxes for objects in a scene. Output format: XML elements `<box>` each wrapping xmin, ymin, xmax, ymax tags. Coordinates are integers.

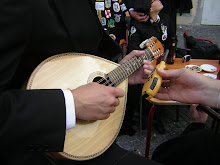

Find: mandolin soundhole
<box><xmin>93</xmin><ymin>76</ymin><xmax>109</xmax><ymax>86</ymax></box>
<box><xmin>88</xmin><ymin>71</ymin><xmax>113</xmax><ymax>86</ymax></box>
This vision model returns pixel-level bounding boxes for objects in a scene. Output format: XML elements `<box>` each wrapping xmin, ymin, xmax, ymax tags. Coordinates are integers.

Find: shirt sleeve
<box><xmin>62</xmin><ymin>90</ymin><xmax>76</xmax><ymax>130</ymax></box>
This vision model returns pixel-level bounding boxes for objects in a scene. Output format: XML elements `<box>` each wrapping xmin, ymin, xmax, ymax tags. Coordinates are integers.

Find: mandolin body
<box><xmin>27</xmin><ymin>52</ymin><xmax>128</xmax><ymax>160</ymax></box>
<box><xmin>26</xmin><ymin>36</ymin><xmax>164</xmax><ymax>161</ymax></box>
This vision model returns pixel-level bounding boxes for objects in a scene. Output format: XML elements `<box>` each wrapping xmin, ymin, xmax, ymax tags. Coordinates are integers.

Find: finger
<box><xmin>143</xmin><ymin>60</ymin><xmax>152</xmax><ymax>65</ymax></box>
<box><xmin>139</xmin><ymin>16</ymin><xmax>147</xmax><ymax>20</ymax></box>
<box><xmin>109</xmin><ymin>87</ymin><xmax>125</xmax><ymax>98</ymax></box>
<box><xmin>112</xmin><ymin>87</ymin><xmax>125</xmax><ymax>98</ymax></box>
<box><xmin>190</xmin><ymin>104</ymin><xmax>199</xmax><ymax>115</ymax></box>
<box><xmin>119</xmin><ymin>50</ymin><xmax>144</xmax><ymax>64</ymax></box>
<box><xmin>144</xmin><ymin>69</ymin><xmax>151</xmax><ymax>75</ymax></box>
<box><xmin>103</xmin><ymin>105</ymin><xmax>117</xmax><ymax>117</ymax></box>
<box><xmin>157</xmin><ymin>68</ymin><xmax>185</xmax><ymax>79</ymax></box>
<box><xmin>112</xmin><ymin>97</ymin><xmax>120</xmax><ymax>107</ymax></box>
<box><xmin>143</xmin><ymin>60</ymin><xmax>154</xmax><ymax>71</ymax></box>
<box><xmin>101</xmin><ymin>113</ymin><xmax>111</xmax><ymax>120</ymax></box>
<box><xmin>144</xmin><ymin>15</ymin><xmax>149</xmax><ymax>21</ymax></box>
<box><xmin>136</xmin><ymin>12</ymin><xmax>146</xmax><ymax>16</ymax></box>
<box><xmin>130</xmin><ymin>50</ymin><xmax>145</xmax><ymax>58</ymax></box>
<box><xmin>156</xmin><ymin>68</ymin><xmax>168</xmax><ymax>78</ymax></box>
<box><xmin>139</xmin><ymin>15</ymin><xmax>149</xmax><ymax>22</ymax></box>
<box><xmin>107</xmin><ymin>106</ymin><xmax>117</xmax><ymax>113</ymax></box>
<box><xmin>154</xmin><ymin>92</ymin><xmax>170</xmax><ymax>100</ymax></box>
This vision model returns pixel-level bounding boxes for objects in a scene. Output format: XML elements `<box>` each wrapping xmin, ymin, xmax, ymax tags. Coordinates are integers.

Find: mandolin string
<box><xmin>95</xmin><ymin>76</ymin><xmax>114</xmax><ymax>86</ymax></box>
<box><xmin>95</xmin><ymin>50</ymin><xmax>153</xmax><ymax>87</ymax></box>
<box><xmin>95</xmin><ymin>46</ymin><xmax>155</xmax><ymax>87</ymax></box>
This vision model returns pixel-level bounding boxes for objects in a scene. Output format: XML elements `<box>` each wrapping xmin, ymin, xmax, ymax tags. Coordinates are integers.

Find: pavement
<box><xmin>175</xmin><ymin>25</ymin><xmax>220</xmax><ymax>49</ymax></box>
<box><xmin>116</xmin><ymin>24</ymin><xmax>220</xmax><ymax>158</ymax></box>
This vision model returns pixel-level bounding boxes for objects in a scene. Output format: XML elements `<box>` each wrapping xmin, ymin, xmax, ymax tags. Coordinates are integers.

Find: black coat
<box><xmin>127</xmin><ymin>13</ymin><xmax>176</xmax><ymax>53</ymax></box>
<box><xmin>0</xmin><ymin>0</ymin><xmax>122</xmax><ymax>163</ymax></box>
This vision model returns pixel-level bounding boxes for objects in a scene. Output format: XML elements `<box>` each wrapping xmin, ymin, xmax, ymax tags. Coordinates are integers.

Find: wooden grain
<box><xmin>165</xmin><ymin>58</ymin><xmax>220</xmax><ymax>75</ymax></box>
<box><xmin>27</xmin><ymin>53</ymin><xmax>128</xmax><ymax>160</ymax></box>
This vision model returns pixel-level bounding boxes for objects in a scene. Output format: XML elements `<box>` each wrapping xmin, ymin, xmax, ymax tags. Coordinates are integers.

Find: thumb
<box><xmin>156</xmin><ymin>68</ymin><xmax>167</xmax><ymax>78</ymax></box>
<box><xmin>157</xmin><ymin>68</ymin><xmax>184</xmax><ymax>80</ymax></box>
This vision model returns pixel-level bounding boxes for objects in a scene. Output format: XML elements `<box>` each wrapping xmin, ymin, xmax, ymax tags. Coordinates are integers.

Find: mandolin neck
<box><xmin>107</xmin><ymin>48</ymin><xmax>154</xmax><ymax>87</ymax></box>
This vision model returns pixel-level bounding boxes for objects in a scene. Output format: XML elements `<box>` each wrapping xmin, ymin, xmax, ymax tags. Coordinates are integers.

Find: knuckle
<box><xmin>109</xmin><ymin>97</ymin><xmax>116</xmax><ymax>105</ymax></box>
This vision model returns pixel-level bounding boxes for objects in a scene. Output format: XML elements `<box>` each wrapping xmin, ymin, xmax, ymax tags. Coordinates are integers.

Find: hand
<box><xmin>119</xmin><ymin>50</ymin><xmax>154</xmax><ymax>84</ymax></box>
<box><xmin>109</xmin><ymin>34</ymin><xmax>116</xmax><ymax>40</ymax></box>
<box><xmin>155</xmin><ymin>68</ymin><xmax>214</xmax><ymax>105</ymax></box>
<box><xmin>189</xmin><ymin>104</ymin><xmax>208</xmax><ymax>124</ymax></box>
<box><xmin>71</xmin><ymin>82</ymin><xmax>124</xmax><ymax>121</ymax></box>
<box><xmin>129</xmin><ymin>10</ymin><xmax>149</xmax><ymax>22</ymax></box>
<box><xmin>155</xmin><ymin>68</ymin><xmax>220</xmax><ymax>108</ymax></box>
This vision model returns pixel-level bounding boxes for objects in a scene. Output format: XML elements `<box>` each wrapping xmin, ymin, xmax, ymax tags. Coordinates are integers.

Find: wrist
<box><xmin>200</xmin><ymin>79</ymin><xmax>220</xmax><ymax>108</ymax></box>
<box><xmin>217</xmin><ymin>93</ymin><xmax>220</xmax><ymax>109</ymax></box>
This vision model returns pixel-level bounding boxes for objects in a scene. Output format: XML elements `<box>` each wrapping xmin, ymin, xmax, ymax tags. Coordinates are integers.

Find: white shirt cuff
<box><xmin>129</xmin><ymin>8</ymin><xmax>134</xmax><ymax>12</ymax></box>
<box><xmin>62</xmin><ymin>90</ymin><xmax>76</xmax><ymax>130</ymax></box>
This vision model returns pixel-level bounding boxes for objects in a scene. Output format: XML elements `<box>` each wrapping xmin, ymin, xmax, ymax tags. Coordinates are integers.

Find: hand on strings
<box><xmin>72</xmin><ymin>82</ymin><xmax>124</xmax><ymax>121</ymax></box>
<box><xmin>119</xmin><ymin>50</ymin><xmax>154</xmax><ymax>85</ymax></box>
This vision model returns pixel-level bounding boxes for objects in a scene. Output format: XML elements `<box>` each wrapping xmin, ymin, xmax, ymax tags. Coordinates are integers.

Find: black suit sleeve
<box><xmin>0</xmin><ymin>89</ymin><xmax>66</xmax><ymax>151</ymax></box>
<box><xmin>0</xmin><ymin>0</ymin><xmax>66</xmax><ymax>152</ymax></box>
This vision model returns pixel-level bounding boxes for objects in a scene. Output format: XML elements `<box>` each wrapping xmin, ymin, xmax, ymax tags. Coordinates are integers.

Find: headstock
<box><xmin>140</xmin><ymin>36</ymin><xmax>164</xmax><ymax>61</ymax></box>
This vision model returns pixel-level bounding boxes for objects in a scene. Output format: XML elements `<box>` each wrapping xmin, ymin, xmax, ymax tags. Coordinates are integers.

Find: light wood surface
<box><xmin>27</xmin><ymin>53</ymin><xmax>128</xmax><ymax>160</ymax></box>
<box><xmin>150</xmin><ymin>58</ymin><xmax>220</xmax><ymax>104</ymax></box>
<box><xmin>165</xmin><ymin>58</ymin><xmax>220</xmax><ymax>75</ymax></box>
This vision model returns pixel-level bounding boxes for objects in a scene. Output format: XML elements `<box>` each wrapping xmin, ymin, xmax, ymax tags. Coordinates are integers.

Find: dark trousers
<box><xmin>5</xmin><ymin>143</ymin><xmax>160</xmax><ymax>165</ymax></box>
<box><xmin>152</xmin><ymin>123</ymin><xmax>220</xmax><ymax>165</ymax></box>
<box><xmin>59</xmin><ymin>143</ymin><xmax>160</xmax><ymax>165</ymax></box>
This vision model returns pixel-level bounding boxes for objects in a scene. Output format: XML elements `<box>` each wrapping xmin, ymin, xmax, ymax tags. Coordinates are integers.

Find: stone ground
<box><xmin>176</xmin><ymin>25</ymin><xmax>220</xmax><ymax>49</ymax></box>
<box><xmin>116</xmin><ymin>24</ymin><xmax>220</xmax><ymax>158</ymax></box>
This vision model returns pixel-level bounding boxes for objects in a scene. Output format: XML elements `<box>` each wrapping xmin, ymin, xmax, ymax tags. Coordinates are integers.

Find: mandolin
<box><xmin>26</xmin><ymin>36</ymin><xmax>164</xmax><ymax>160</ymax></box>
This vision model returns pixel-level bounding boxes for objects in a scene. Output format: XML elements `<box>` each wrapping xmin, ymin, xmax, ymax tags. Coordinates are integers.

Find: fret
<box><xmin>108</xmin><ymin>72</ymin><xmax>117</xmax><ymax>86</ymax></box>
<box><xmin>115</xmin><ymin>66</ymin><xmax>125</xmax><ymax>82</ymax></box>
<box><xmin>119</xmin><ymin>65</ymin><xmax>127</xmax><ymax>82</ymax></box>
<box><xmin>124</xmin><ymin>61</ymin><xmax>132</xmax><ymax>76</ymax></box>
<box><xmin>137</xmin><ymin>58</ymin><xmax>143</xmax><ymax>68</ymax></box>
<box><xmin>113</xmin><ymin>69</ymin><xmax>121</xmax><ymax>84</ymax></box>
<box><xmin>144</xmin><ymin>50</ymin><xmax>151</xmax><ymax>61</ymax></box>
<box><xmin>130</xmin><ymin>57</ymin><xmax>139</xmax><ymax>71</ymax></box>
<box><xmin>127</xmin><ymin>61</ymin><xmax>134</xmax><ymax>75</ymax></box>
<box><xmin>111</xmin><ymin>69</ymin><xmax>120</xmax><ymax>83</ymax></box>
<box><xmin>119</xmin><ymin>63</ymin><xmax>128</xmax><ymax>79</ymax></box>
<box><xmin>112</xmin><ymin>69</ymin><xmax>120</xmax><ymax>84</ymax></box>
<box><xmin>108</xmin><ymin>65</ymin><xmax>126</xmax><ymax>86</ymax></box>
<box><xmin>106</xmin><ymin>44</ymin><xmax>156</xmax><ymax>87</ymax></box>
<box><xmin>138</xmin><ymin>57</ymin><xmax>144</xmax><ymax>65</ymax></box>
<box><xmin>112</xmin><ymin>68</ymin><xmax>122</xmax><ymax>85</ymax></box>
<box><xmin>130</xmin><ymin>57</ymin><xmax>138</xmax><ymax>71</ymax></box>
<box><xmin>145</xmin><ymin>48</ymin><xmax>154</xmax><ymax>61</ymax></box>
<box><xmin>131</xmin><ymin>56</ymin><xmax>140</xmax><ymax>70</ymax></box>
<box><xmin>113</xmin><ymin>65</ymin><xmax>126</xmax><ymax>83</ymax></box>
<box><xmin>121</xmin><ymin>63</ymin><xmax>129</xmax><ymax>77</ymax></box>
<box><xmin>126</xmin><ymin>60</ymin><xmax>133</xmax><ymax>73</ymax></box>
